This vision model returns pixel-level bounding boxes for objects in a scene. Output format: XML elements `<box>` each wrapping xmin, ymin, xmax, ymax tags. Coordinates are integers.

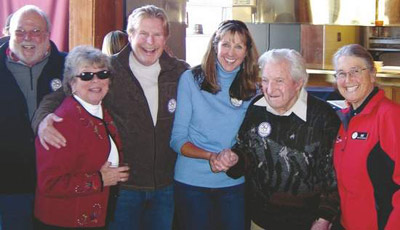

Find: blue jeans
<box><xmin>0</xmin><ymin>193</ymin><xmax>34</xmax><ymax>230</ymax></box>
<box><xmin>174</xmin><ymin>181</ymin><xmax>245</xmax><ymax>230</ymax></box>
<box><xmin>108</xmin><ymin>185</ymin><xmax>174</xmax><ymax>230</ymax></box>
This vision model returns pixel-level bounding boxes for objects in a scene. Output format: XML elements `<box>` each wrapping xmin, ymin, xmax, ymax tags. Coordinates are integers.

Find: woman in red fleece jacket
<box><xmin>34</xmin><ymin>46</ymin><xmax>129</xmax><ymax>229</ymax></box>
<box><xmin>333</xmin><ymin>44</ymin><xmax>400</xmax><ymax>230</ymax></box>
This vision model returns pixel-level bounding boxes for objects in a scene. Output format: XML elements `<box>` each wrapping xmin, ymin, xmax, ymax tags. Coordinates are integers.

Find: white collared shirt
<box><xmin>254</xmin><ymin>88</ymin><xmax>308</xmax><ymax>122</ymax></box>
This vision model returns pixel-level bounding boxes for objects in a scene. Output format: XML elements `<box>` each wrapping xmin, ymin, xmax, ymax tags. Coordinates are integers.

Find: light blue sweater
<box><xmin>171</xmin><ymin>63</ymin><xmax>250</xmax><ymax>188</ymax></box>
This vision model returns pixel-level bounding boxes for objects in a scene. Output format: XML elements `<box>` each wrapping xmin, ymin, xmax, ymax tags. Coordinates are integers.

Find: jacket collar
<box><xmin>339</xmin><ymin>87</ymin><xmax>384</xmax><ymax>116</ymax></box>
<box><xmin>337</xmin><ymin>88</ymin><xmax>385</xmax><ymax>130</ymax></box>
<box><xmin>351</xmin><ymin>87</ymin><xmax>379</xmax><ymax>115</ymax></box>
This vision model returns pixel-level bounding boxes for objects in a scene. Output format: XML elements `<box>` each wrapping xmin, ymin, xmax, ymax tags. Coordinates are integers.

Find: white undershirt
<box><xmin>73</xmin><ymin>95</ymin><xmax>119</xmax><ymax>166</ymax></box>
<box><xmin>129</xmin><ymin>52</ymin><xmax>160</xmax><ymax>126</ymax></box>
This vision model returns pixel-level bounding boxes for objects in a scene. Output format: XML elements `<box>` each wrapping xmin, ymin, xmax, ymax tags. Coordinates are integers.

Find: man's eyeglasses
<box><xmin>14</xmin><ymin>29</ymin><xmax>45</xmax><ymax>38</ymax></box>
<box><xmin>334</xmin><ymin>67</ymin><xmax>369</xmax><ymax>80</ymax></box>
<box><xmin>77</xmin><ymin>70</ymin><xmax>111</xmax><ymax>81</ymax></box>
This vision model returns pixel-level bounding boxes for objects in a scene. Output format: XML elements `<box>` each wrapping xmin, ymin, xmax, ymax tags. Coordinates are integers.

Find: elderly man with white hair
<box><xmin>224</xmin><ymin>49</ymin><xmax>341</xmax><ymax>230</ymax></box>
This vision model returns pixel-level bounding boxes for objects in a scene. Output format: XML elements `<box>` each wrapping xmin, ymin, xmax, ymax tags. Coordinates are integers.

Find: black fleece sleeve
<box><xmin>226</xmin><ymin>107</ymin><xmax>255</xmax><ymax>179</ymax></box>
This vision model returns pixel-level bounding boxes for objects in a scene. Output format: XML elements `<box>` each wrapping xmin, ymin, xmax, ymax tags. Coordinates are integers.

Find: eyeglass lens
<box><xmin>335</xmin><ymin>68</ymin><xmax>366</xmax><ymax>79</ymax></box>
<box><xmin>78</xmin><ymin>70</ymin><xmax>110</xmax><ymax>81</ymax></box>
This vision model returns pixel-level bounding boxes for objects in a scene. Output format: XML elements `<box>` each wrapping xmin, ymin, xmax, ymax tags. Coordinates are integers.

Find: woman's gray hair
<box><xmin>332</xmin><ymin>44</ymin><xmax>375</xmax><ymax>71</ymax></box>
<box><xmin>258</xmin><ymin>49</ymin><xmax>308</xmax><ymax>86</ymax></box>
<box><xmin>63</xmin><ymin>45</ymin><xmax>112</xmax><ymax>95</ymax></box>
<box><xmin>126</xmin><ymin>5</ymin><xmax>169</xmax><ymax>37</ymax></box>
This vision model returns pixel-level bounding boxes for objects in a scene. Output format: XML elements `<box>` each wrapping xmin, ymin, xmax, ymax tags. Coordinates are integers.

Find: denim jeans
<box><xmin>174</xmin><ymin>181</ymin><xmax>245</xmax><ymax>230</ymax></box>
<box><xmin>108</xmin><ymin>185</ymin><xmax>174</xmax><ymax>230</ymax></box>
<box><xmin>0</xmin><ymin>193</ymin><xmax>34</xmax><ymax>230</ymax></box>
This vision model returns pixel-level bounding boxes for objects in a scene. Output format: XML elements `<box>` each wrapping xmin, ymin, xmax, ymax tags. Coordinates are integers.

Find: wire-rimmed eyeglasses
<box><xmin>334</xmin><ymin>67</ymin><xmax>369</xmax><ymax>80</ymax></box>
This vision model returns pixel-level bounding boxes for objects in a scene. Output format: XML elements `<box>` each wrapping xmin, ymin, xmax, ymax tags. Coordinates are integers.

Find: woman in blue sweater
<box><xmin>170</xmin><ymin>20</ymin><xmax>259</xmax><ymax>230</ymax></box>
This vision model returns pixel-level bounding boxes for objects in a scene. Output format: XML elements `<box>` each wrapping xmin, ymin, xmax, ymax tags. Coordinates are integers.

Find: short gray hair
<box><xmin>258</xmin><ymin>49</ymin><xmax>308</xmax><ymax>86</ymax></box>
<box><xmin>63</xmin><ymin>45</ymin><xmax>112</xmax><ymax>95</ymax></box>
<box><xmin>332</xmin><ymin>44</ymin><xmax>375</xmax><ymax>71</ymax></box>
<box><xmin>10</xmin><ymin>5</ymin><xmax>51</xmax><ymax>32</ymax></box>
<box><xmin>126</xmin><ymin>5</ymin><xmax>169</xmax><ymax>37</ymax></box>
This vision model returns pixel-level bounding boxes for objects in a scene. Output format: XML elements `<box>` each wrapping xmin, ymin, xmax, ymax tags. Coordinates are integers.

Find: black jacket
<box><xmin>0</xmin><ymin>41</ymin><xmax>66</xmax><ymax>194</ymax></box>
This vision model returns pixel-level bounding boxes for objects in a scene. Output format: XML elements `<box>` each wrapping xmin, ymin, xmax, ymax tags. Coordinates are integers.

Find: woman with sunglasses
<box><xmin>170</xmin><ymin>20</ymin><xmax>259</xmax><ymax>230</ymax></box>
<box><xmin>333</xmin><ymin>44</ymin><xmax>400</xmax><ymax>230</ymax></box>
<box><xmin>34</xmin><ymin>45</ymin><xmax>129</xmax><ymax>229</ymax></box>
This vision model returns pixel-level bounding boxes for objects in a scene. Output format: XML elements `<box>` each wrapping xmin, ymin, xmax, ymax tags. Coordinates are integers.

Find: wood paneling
<box><xmin>301</xmin><ymin>25</ymin><xmax>324</xmax><ymax>69</ymax></box>
<box><xmin>69</xmin><ymin>0</ymin><xmax>124</xmax><ymax>50</ymax></box>
<box><xmin>301</xmin><ymin>25</ymin><xmax>361</xmax><ymax>70</ymax></box>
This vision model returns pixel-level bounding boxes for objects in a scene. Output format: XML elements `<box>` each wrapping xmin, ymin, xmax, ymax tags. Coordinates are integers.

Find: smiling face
<box><xmin>128</xmin><ymin>17</ymin><xmax>167</xmax><ymax>66</ymax></box>
<box><xmin>261</xmin><ymin>60</ymin><xmax>303</xmax><ymax>114</ymax></box>
<box><xmin>9</xmin><ymin>11</ymin><xmax>50</xmax><ymax>66</ymax></box>
<box><xmin>71</xmin><ymin>66</ymin><xmax>110</xmax><ymax>105</ymax></box>
<box><xmin>335</xmin><ymin>56</ymin><xmax>375</xmax><ymax>109</ymax></box>
<box><xmin>216</xmin><ymin>32</ymin><xmax>247</xmax><ymax>72</ymax></box>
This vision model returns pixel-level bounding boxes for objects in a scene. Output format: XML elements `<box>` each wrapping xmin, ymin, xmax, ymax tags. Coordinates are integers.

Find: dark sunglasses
<box><xmin>77</xmin><ymin>70</ymin><xmax>111</xmax><ymax>81</ymax></box>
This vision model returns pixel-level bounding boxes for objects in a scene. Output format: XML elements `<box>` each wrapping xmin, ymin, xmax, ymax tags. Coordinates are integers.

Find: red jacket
<box><xmin>334</xmin><ymin>90</ymin><xmax>400</xmax><ymax>230</ymax></box>
<box><xmin>35</xmin><ymin>96</ymin><xmax>122</xmax><ymax>227</ymax></box>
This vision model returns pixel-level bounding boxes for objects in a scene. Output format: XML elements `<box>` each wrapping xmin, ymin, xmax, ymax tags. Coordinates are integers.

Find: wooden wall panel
<box><xmin>301</xmin><ymin>25</ymin><xmax>324</xmax><ymax>69</ymax></box>
<box><xmin>69</xmin><ymin>0</ymin><xmax>124</xmax><ymax>50</ymax></box>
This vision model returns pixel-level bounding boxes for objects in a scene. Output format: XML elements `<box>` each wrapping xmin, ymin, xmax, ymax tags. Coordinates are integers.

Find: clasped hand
<box><xmin>100</xmin><ymin>162</ymin><xmax>130</xmax><ymax>186</ymax></box>
<box><xmin>209</xmin><ymin>149</ymin><xmax>238</xmax><ymax>173</ymax></box>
